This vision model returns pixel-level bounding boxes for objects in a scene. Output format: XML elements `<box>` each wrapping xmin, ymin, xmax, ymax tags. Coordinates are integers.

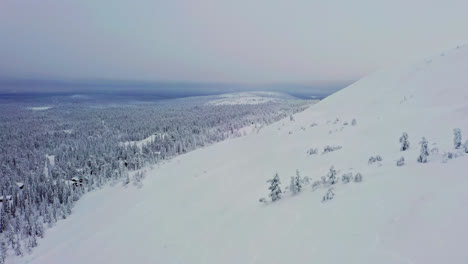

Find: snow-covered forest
<box><xmin>4</xmin><ymin>46</ymin><xmax>464</xmax><ymax>264</ymax></box>
<box><xmin>0</xmin><ymin>94</ymin><xmax>309</xmax><ymax>260</ymax></box>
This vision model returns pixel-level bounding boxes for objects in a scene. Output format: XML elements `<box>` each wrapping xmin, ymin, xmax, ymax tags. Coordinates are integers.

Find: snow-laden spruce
<box><xmin>267</xmin><ymin>173</ymin><xmax>282</xmax><ymax>202</ymax></box>
<box><xmin>399</xmin><ymin>132</ymin><xmax>410</xmax><ymax>151</ymax></box>
<box><xmin>322</xmin><ymin>188</ymin><xmax>335</xmax><ymax>202</ymax></box>
<box><xmin>417</xmin><ymin>137</ymin><xmax>430</xmax><ymax>163</ymax></box>
<box><xmin>396</xmin><ymin>156</ymin><xmax>405</xmax><ymax>166</ymax></box>
<box><xmin>289</xmin><ymin>170</ymin><xmax>302</xmax><ymax>195</ymax></box>
<box><xmin>326</xmin><ymin>166</ymin><xmax>338</xmax><ymax>185</ymax></box>
<box><xmin>453</xmin><ymin>128</ymin><xmax>462</xmax><ymax>149</ymax></box>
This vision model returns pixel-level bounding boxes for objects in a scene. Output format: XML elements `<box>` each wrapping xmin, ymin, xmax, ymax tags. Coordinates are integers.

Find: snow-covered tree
<box><xmin>396</xmin><ymin>157</ymin><xmax>405</xmax><ymax>166</ymax></box>
<box><xmin>368</xmin><ymin>155</ymin><xmax>383</xmax><ymax>164</ymax></box>
<box><xmin>122</xmin><ymin>170</ymin><xmax>130</xmax><ymax>186</ymax></box>
<box><xmin>454</xmin><ymin>128</ymin><xmax>462</xmax><ymax>149</ymax></box>
<box><xmin>289</xmin><ymin>170</ymin><xmax>302</xmax><ymax>194</ymax></box>
<box><xmin>464</xmin><ymin>140</ymin><xmax>468</xmax><ymax>153</ymax></box>
<box><xmin>354</xmin><ymin>173</ymin><xmax>363</xmax><ymax>182</ymax></box>
<box><xmin>311</xmin><ymin>181</ymin><xmax>321</xmax><ymax>191</ymax></box>
<box><xmin>417</xmin><ymin>137</ymin><xmax>429</xmax><ymax>163</ymax></box>
<box><xmin>326</xmin><ymin>166</ymin><xmax>338</xmax><ymax>185</ymax></box>
<box><xmin>341</xmin><ymin>173</ymin><xmax>353</xmax><ymax>183</ymax></box>
<box><xmin>0</xmin><ymin>241</ymin><xmax>7</xmax><ymax>264</ymax></box>
<box><xmin>322</xmin><ymin>188</ymin><xmax>335</xmax><ymax>202</ymax></box>
<box><xmin>14</xmin><ymin>237</ymin><xmax>23</xmax><ymax>256</ymax></box>
<box><xmin>267</xmin><ymin>173</ymin><xmax>282</xmax><ymax>202</ymax></box>
<box><xmin>307</xmin><ymin>148</ymin><xmax>318</xmax><ymax>155</ymax></box>
<box><xmin>351</xmin><ymin>118</ymin><xmax>357</xmax><ymax>126</ymax></box>
<box><xmin>399</xmin><ymin>132</ymin><xmax>410</xmax><ymax>151</ymax></box>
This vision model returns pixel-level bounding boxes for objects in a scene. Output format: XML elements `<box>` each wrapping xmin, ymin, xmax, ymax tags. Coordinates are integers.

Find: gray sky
<box><xmin>1</xmin><ymin>0</ymin><xmax>467</xmax><ymax>83</ymax></box>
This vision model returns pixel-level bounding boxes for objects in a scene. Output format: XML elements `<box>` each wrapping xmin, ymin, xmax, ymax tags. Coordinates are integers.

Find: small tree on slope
<box><xmin>268</xmin><ymin>173</ymin><xmax>282</xmax><ymax>202</ymax></box>
<box><xmin>399</xmin><ymin>132</ymin><xmax>410</xmax><ymax>151</ymax></box>
<box><xmin>322</xmin><ymin>188</ymin><xmax>335</xmax><ymax>202</ymax></box>
<box><xmin>417</xmin><ymin>137</ymin><xmax>429</xmax><ymax>163</ymax></box>
<box><xmin>290</xmin><ymin>170</ymin><xmax>302</xmax><ymax>194</ymax></box>
<box><xmin>327</xmin><ymin>166</ymin><xmax>338</xmax><ymax>185</ymax></box>
<box><xmin>454</xmin><ymin>128</ymin><xmax>462</xmax><ymax>149</ymax></box>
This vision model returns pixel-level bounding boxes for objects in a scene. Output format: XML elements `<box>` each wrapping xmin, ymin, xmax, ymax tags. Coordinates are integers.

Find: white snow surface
<box><xmin>46</xmin><ymin>155</ymin><xmax>55</xmax><ymax>167</ymax></box>
<box><xmin>27</xmin><ymin>106</ymin><xmax>53</xmax><ymax>111</ymax></box>
<box><xmin>205</xmin><ymin>91</ymin><xmax>294</xmax><ymax>105</ymax></box>
<box><xmin>16</xmin><ymin>46</ymin><xmax>468</xmax><ymax>264</ymax></box>
<box><xmin>119</xmin><ymin>133</ymin><xmax>167</xmax><ymax>149</ymax></box>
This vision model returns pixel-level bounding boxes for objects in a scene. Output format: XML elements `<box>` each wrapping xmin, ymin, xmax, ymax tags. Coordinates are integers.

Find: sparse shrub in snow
<box><xmin>326</xmin><ymin>166</ymin><xmax>338</xmax><ymax>185</ymax></box>
<box><xmin>289</xmin><ymin>131</ymin><xmax>293</xmax><ymax>135</ymax></box>
<box><xmin>443</xmin><ymin>151</ymin><xmax>462</xmax><ymax>163</ymax></box>
<box><xmin>311</xmin><ymin>181</ymin><xmax>321</xmax><ymax>191</ymax></box>
<box><xmin>341</xmin><ymin>173</ymin><xmax>353</xmax><ymax>183</ymax></box>
<box><xmin>323</xmin><ymin>145</ymin><xmax>342</xmax><ymax>153</ymax></box>
<box><xmin>300</xmin><ymin>126</ymin><xmax>306</xmax><ymax>131</ymax></box>
<box><xmin>322</xmin><ymin>188</ymin><xmax>335</xmax><ymax>202</ymax></box>
<box><xmin>396</xmin><ymin>157</ymin><xmax>405</xmax><ymax>166</ymax></box>
<box><xmin>290</xmin><ymin>115</ymin><xmax>295</xmax><ymax>121</ymax></box>
<box><xmin>267</xmin><ymin>173</ymin><xmax>282</xmax><ymax>202</ymax></box>
<box><xmin>431</xmin><ymin>147</ymin><xmax>439</xmax><ymax>154</ymax></box>
<box><xmin>310</xmin><ymin>123</ymin><xmax>318</xmax><ymax>127</ymax></box>
<box><xmin>454</xmin><ymin>128</ymin><xmax>462</xmax><ymax>149</ymax></box>
<box><xmin>417</xmin><ymin>137</ymin><xmax>429</xmax><ymax>163</ymax></box>
<box><xmin>399</xmin><ymin>132</ymin><xmax>410</xmax><ymax>151</ymax></box>
<box><xmin>354</xmin><ymin>173</ymin><xmax>363</xmax><ymax>182</ymax></box>
<box><xmin>368</xmin><ymin>155</ymin><xmax>383</xmax><ymax>164</ymax></box>
<box><xmin>302</xmin><ymin>176</ymin><xmax>310</xmax><ymax>185</ymax></box>
<box><xmin>464</xmin><ymin>140</ymin><xmax>468</xmax><ymax>153</ymax></box>
<box><xmin>258</xmin><ymin>197</ymin><xmax>267</xmax><ymax>204</ymax></box>
<box><xmin>351</xmin><ymin>118</ymin><xmax>357</xmax><ymax>126</ymax></box>
<box><xmin>307</xmin><ymin>148</ymin><xmax>318</xmax><ymax>155</ymax></box>
<box><xmin>343</xmin><ymin>122</ymin><xmax>349</xmax><ymax>126</ymax></box>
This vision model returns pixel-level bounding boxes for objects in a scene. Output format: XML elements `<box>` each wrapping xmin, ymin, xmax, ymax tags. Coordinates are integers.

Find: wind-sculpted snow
<box><xmin>10</xmin><ymin>46</ymin><xmax>468</xmax><ymax>264</ymax></box>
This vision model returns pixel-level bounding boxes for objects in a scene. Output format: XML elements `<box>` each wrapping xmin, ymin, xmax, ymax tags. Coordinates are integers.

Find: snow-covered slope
<box><xmin>16</xmin><ymin>46</ymin><xmax>468</xmax><ymax>264</ymax></box>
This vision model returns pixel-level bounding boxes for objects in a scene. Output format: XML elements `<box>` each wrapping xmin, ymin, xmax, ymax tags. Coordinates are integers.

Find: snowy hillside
<box><xmin>15</xmin><ymin>46</ymin><xmax>468</xmax><ymax>264</ymax></box>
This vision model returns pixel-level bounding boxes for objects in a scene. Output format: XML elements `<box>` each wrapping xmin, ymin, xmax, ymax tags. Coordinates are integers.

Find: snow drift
<box><xmin>15</xmin><ymin>46</ymin><xmax>468</xmax><ymax>264</ymax></box>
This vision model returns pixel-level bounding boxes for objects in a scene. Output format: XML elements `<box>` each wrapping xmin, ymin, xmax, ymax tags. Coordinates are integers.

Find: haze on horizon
<box><xmin>1</xmin><ymin>0</ymin><xmax>467</xmax><ymax>87</ymax></box>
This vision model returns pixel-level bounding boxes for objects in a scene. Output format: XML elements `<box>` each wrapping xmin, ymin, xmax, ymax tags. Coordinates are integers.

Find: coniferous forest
<box><xmin>0</xmin><ymin>95</ymin><xmax>309</xmax><ymax>258</ymax></box>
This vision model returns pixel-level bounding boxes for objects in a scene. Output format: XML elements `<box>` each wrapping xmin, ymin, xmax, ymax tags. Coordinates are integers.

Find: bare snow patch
<box><xmin>120</xmin><ymin>133</ymin><xmax>168</xmax><ymax>149</ymax></box>
<box><xmin>206</xmin><ymin>92</ymin><xmax>293</xmax><ymax>106</ymax></box>
<box><xmin>27</xmin><ymin>106</ymin><xmax>53</xmax><ymax>111</ymax></box>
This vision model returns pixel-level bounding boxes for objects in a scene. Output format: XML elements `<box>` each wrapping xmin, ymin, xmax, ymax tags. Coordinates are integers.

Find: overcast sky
<box><xmin>1</xmin><ymin>0</ymin><xmax>467</xmax><ymax>84</ymax></box>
